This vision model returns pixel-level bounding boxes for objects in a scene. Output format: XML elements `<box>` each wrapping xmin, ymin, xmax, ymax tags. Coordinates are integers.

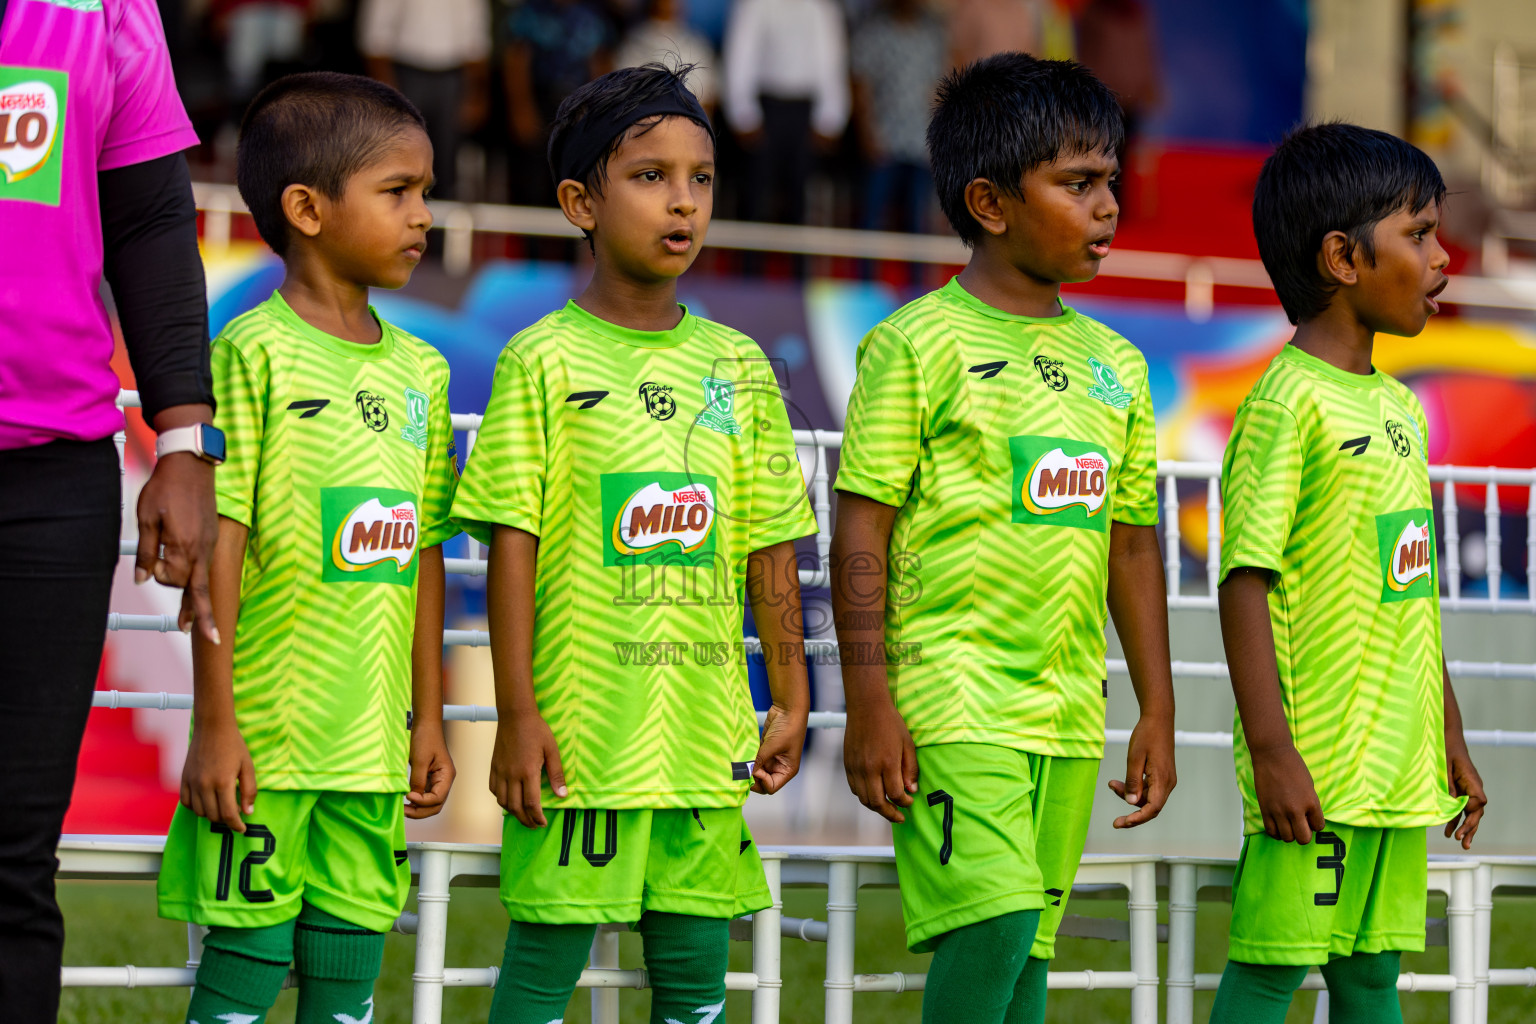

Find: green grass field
<box><xmin>59</xmin><ymin>880</ymin><xmax>1535</xmax><ymax>1023</ymax></box>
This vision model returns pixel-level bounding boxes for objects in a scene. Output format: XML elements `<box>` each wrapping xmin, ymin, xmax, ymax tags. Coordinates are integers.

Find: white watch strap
<box><xmin>155</xmin><ymin>424</ymin><xmax>201</xmax><ymax>459</ymax></box>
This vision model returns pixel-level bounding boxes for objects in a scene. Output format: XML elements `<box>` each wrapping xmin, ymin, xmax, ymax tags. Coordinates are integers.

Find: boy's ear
<box><xmin>1317</xmin><ymin>230</ymin><xmax>1360</xmax><ymax>287</ymax></box>
<box><xmin>557</xmin><ymin>178</ymin><xmax>598</xmax><ymax>236</ymax></box>
<box><xmin>281</xmin><ymin>183</ymin><xmax>324</xmax><ymax>241</ymax></box>
<box><xmin>963</xmin><ymin>178</ymin><xmax>1010</xmax><ymax>238</ymax></box>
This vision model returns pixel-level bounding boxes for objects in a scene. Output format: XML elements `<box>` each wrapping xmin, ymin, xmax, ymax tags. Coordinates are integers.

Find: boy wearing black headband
<box><xmin>452</xmin><ymin>63</ymin><xmax>816</xmax><ymax>1024</ymax></box>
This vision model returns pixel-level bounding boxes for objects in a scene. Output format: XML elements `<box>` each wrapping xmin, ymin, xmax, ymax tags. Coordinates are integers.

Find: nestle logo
<box><xmin>1075</xmin><ymin>457</ymin><xmax>1106</xmax><ymax>470</ymax></box>
<box><xmin>391</xmin><ymin>508</ymin><xmax>415</xmax><ymax>521</ymax></box>
<box><xmin>672</xmin><ymin>489</ymin><xmax>707</xmax><ymax>504</ymax></box>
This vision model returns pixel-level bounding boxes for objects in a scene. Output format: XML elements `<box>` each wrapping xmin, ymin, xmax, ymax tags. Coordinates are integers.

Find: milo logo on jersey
<box><xmin>1375</xmin><ymin>508</ymin><xmax>1436</xmax><ymax>603</ymax></box>
<box><xmin>0</xmin><ymin>67</ymin><xmax>68</xmax><ymax>206</ymax></box>
<box><xmin>1009</xmin><ymin>434</ymin><xmax>1113</xmax><ymax>532</ymax></box>
<box><xmin>601</xmin><ymin>472</ymin><xmax>719</xmax><ymax>566</ymax></box>
<box><xmin>321</xmin><ymin>486</ymin><xmax>421</xmax><ymax>585</ymax></box>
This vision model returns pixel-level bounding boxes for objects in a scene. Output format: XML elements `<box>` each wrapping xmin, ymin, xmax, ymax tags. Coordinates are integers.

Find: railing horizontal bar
<box><xmin>436</xmin><ymin>967</ymin><xmax>760</xmax><ymax>991</ymax></box>
<box><xmin>1488</xmin><ymin>967</ymin><xmax>1536</xmax><ymax>987</ymax></box>
<box><xmin>1192</xmin><ymin>972</ymin><xmax>1457</xmax><ymax>992</ymax></box>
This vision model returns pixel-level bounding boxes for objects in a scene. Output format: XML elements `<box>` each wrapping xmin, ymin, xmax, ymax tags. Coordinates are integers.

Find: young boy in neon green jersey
<box><xmin>831</xmin><ymin>53</ymin><xmax>1178</xmax><ymax>1024</ymax></box>
<box><xmin>450</xmin><ymin>63</ymin><xmax>817</xmax><ymax>1024</ymax></box>
<box><xmin>1210</xmin><ymin>123</ymin><xmax>1488</xmax><ymax>1024</ymax></box>
<box><xmin>155</xmin><ymin>73</ymin><xmax>459</xmax><ymax>1024</ymax></box>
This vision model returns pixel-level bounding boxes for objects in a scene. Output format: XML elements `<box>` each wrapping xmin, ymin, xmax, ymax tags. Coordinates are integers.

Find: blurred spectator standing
<box><xmin>216</xmin><ymin>0</ymin><xmax>311</xmax><ymax>107</ymax></box>
<box><xmin>617</xmin><ymin>0</ymin><xmax>718</xmax><ymax>114</ymax></box>
<box><xmin>723</xmin><ymin>0</ymin><xmax>849</xmax><ymax>225</ymax></box>
<box><xmin>1075</xmin><ymin>0</ymin><xmax>1160</xmax><ymax>205</ymax></box>
<box><xmin>505</xmin><ymin>0</ymin><xmax>614</xmax><ymax>203</ymax></box>
<box><xmin>851</xmin><ymin>0</ymin><xmax>945</xmax><ymax>232</ymax></box>
<box><xmin>947</xmin><ymin>0</ymin><xmax>1039</xmax><ymax>67</ymax></box>
<box><xmin>359</xmin><ymin>0</ymin><xmax>492</xmax><ymax>200</ymax></box>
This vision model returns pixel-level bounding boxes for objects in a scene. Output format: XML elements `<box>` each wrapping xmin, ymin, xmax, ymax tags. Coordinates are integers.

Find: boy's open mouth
<box><xmin>664</xmin><ymin>230</ymin><xmax>693</xmax><ymax>255</ymax></box>
<box><xmin>1426</xmin><ymin>277</ymin><xmax>1447</xmax><ymax>314</ymax></box>
<box><xmin>1088</xmin><ymin>235</ymin><xmax>1113</xmax><ymax>259</ymax></box>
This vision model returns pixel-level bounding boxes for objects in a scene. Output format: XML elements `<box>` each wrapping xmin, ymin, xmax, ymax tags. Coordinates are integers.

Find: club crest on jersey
<box><xmin>694</xmin><ymin>377</ymin><xmax>741</xmax><ymax>435</ymax></box>
<box><xmin>320</xmin><ymin>487</ymin><xmax>421</xmax><ymax>585</ymax></box>
<box><xmin>1374</xmin><ymin>508</ymin><xmax>1435</xmax><ymax>602</ymax></box>
<box><xmin>1085</xmin><ymin>357</ymin><xmax>1132</xmax><ymax>409</ymax></box>
<box><xmin>0</xmin><ymin>68</ymin><xmax>67</xmax><ymax>206</ymax></box>
<box><xmin>401</xmin><ymin>388</ymin><xmax>429</xmax><ymax>449</ymax></box>
<box><xmin>600</xmin><ymin>472</ymin><xmax>720</xmax><ymax>566</ymax></box>
<box><xmin>1009</xmin><ymin>435</ymin><xmax>1112</xmax><ymax>532</ymax></box>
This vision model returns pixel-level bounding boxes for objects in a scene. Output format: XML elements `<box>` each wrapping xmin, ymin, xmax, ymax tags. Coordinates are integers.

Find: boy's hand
<box><xmin>1444</xmin><ymin>744</ymin><xmax>1488</xmax><ymax>850</ymax></box>
<box><xmin>181</xmin><ymin>719</ymin><xmax>256</xmax><ymax>832</ymax></box>
<box><xmin>752</xmin><ymin>702</ymin><xmax>808</xmax><ymax>795</ymax></box>
<box><xmin>406</xmin><ymin>719</ymin><xmax>456</xmax><ymax>820</ymax></box>
<box><xmin>490</xmin><ymin>712</ymin><xmax>567</xmax><ymax>828</ymax></box>
<box><xmin>843</xmin><ymin>698</ymin><xmax>918</xmax><ymax>823</ymax></box>
<box><xmin>1253</xmin><ymin>744</ymin><xmax>1324</xmax><ymax>844</ymax></box>
<box><xmin>1109</xmin><ymin>711</ymin><xmax>1176</xmax><ymax>829</ymax></box>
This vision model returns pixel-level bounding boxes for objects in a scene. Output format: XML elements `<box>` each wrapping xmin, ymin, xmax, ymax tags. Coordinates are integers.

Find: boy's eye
<box><xmin>694</xmin><ymin>173</ymin><xmax>712</xmax><ymax>186</ymax></box>
<box><xmin>640</xmin><ymin>170</ymin><xmax>662</xmax><ymax>182</ymax></box>
<box><xmin>1068</xmin><ymin>181</ymin><xmax>1090</xmax><ymax>194</ymax></box>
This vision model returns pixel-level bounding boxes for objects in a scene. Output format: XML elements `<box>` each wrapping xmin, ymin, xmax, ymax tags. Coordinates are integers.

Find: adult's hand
<box><xmin>141</xmin><ymin>403</ymin><xmax>219</xmax><ymax>643</ymax></box>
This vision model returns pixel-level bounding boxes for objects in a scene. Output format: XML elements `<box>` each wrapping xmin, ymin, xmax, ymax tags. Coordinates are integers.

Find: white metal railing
<box><xmin>188</xmin><ymin>182</ymin><xmax>1536</xmax><ymax>321</ymax></box>
<box><xmin>56</xmin><ymin>837</ymin><xmax>1536</xmax><ymax>1024</ymax></box>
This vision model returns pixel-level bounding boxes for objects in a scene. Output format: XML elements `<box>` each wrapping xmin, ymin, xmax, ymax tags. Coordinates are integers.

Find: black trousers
<box><xmin>0</xmin><ymin>438</ymin><xmax>121</xmax><ymax>1021</ymax></box>
<box><xmin>743</xmin><ymin>96</ymin><xmax>815</xmax><ymax>225</ymax></box>
<box><xmin>394</xmin><ymin>63</ymin><xmax>466</xmax><ymax>200</ymax></box>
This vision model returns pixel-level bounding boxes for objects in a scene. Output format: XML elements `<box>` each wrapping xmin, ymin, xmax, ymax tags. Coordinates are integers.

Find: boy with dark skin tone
<box><xmin>158</xmin><ymin>73</ymin><xmax>458</xmax><ymax>1024</ymax></box>
<box><xmin>1211</xmin><ymin>123</ymin><xmax>1486</xmax><ymax>1024</ymax></box>
<box><xmin>833</xmin><ymin>54</ymin><xmax>1175</xmax><ymax>1024</ymax></box>
<box><xmin>452</xmin><ymin>65</ymin><xmax>816</xmax><ymax>1024</ymax></box>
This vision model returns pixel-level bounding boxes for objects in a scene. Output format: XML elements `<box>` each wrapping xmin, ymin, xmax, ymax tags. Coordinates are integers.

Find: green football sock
<box><xmin>1320</xmin><ymin>951</ymin><xmax>1403</xmax><ymax>1024</ymax></box>
<box><xmin>1002</xmin><ymin>954</ymin><xmax>1050</xmax><ymax>1024</ymax></box>
<box><xmin>292</xmin><ymin>902</ymin><xmax>386</xmax><ymax>1024</ymax></box>
<box><xmin>1209</xmin><ymin>960</ymin><xmax>1308</xmax><ymax>1024</ymax></box>
<box><xmin>185</xmin><ymin>920</ymin><xmax>295</xmax><ymax>1024</ymax></box>
<box><xmin>488</xmin><ymin>918</ymin><xmax>598</xmax><ymax>1024</ymax></box>
<box><xmin>921</xmin><ymin>910</ymin><xmax>1040</xmax><ymax>1024</ymax></box>
<box><xmin>637</xmin><ymin>911</ymin><xmax>729</xmax><ymax>1024</ymax></box>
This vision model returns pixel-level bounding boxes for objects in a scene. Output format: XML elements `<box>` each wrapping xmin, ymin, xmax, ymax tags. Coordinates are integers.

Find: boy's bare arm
<box><xmin>1104</xmin><ymin>522</ymin><xmax>1177</xmax><ymax>828</ymax></box>
<box><xmin>831</xmin><ymin>491</ymin><xmax>918</xmax><ymax>823</ymax></box>
<box><xmin>1441</xmin><ymin>655</ymin><xmax>1488</xmax><ymax>849</ymax></box>
<box><xmin>746</xmin><ymin>540</ymin><xmax>811</xmax><ymax>795</ymax></box>
<box><xmin>1219</xmin><ymin>567</ymin><xmax>1324</xmax><ymax>844</ymax></box>
<box><xmin>486</xmin><ymin>525</ymin><xmax>566</xmax><ymax>828</ymax></box>
<box><xmin>181</xmin><ymin>515</ymin><xmax>255</xmax><ymax>832</ymax></box>
<box><xmin>406</xmin><ymin>545</ymin><xmax>455</xmax><ymax>819</ymax></box>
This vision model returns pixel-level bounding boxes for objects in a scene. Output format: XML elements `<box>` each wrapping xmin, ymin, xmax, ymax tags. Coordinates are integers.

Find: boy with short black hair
<box><xmin>450</xmin><ymin>63</ymin><xmax>817</xmax><ymax>1024</ymax></box>
<box><xmin>832</xmin><ymin>52</ymin><xmax>1177</xmax><ymax>1024</ymax></box>
<box><xmin>156</xmin><ymin>71</ymin><xmax>459</xmax><ymax>1024</ymax></box>
<box><xmin>1211</xmin><ymin>122</ymin><xmax>1487</xmax><ymax>1023</ymax></box>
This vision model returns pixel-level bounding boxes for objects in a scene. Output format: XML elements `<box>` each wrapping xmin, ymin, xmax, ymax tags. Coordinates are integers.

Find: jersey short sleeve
<box><xmin>417</xmin><ymin>356</ymin><xmax>459</xmax><ymax>547</ymax></box>
<box><xmin>100</xmin><ymin>0</ymin><xmax>199</xmax><ymax>170</ymax></box>
<box><xmin>747</xmin><ymin>379</ymin><xmax>818</xmax><ymax>552</ymax></box>
<box><xmin>453</xmin><ymin>345</ymin><xmax>546</xmax><ymax>543</ymax></box>
<box><xmin>835</xmin><ymin>322</ymin><xmax>928</xmax><ymax>508</ymax></box>
<box><xmin>210</xmin><ymin>338</ymin><xmax>268</xmax><ymax>529</ymax></box>
<box><xmin>1220</xmin><ymin>399</ymin><xmax>1303</xmax><ymax>583</ymax></box>
<box><xmin>1112</xmin><ymin>358</ymin><xmax>1159</xmax><ymax>526</ymax></box>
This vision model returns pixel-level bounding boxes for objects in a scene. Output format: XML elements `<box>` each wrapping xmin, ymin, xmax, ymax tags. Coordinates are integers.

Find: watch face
<box><xmin>201</xmin><ymin>424</ymin><xmax>227</xmax><ymax>463</ymax></box>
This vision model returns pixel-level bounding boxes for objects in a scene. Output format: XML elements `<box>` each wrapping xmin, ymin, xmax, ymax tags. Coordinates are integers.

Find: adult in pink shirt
<box><xmin>0</xmin><ymin>1</ymin><xmax>218</xmax><ymax>1017</ymax></box>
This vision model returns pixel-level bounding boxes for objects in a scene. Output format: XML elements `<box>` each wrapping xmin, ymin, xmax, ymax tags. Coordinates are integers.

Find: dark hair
<box><xmin>547</xmin><ymin>61</ymin><xmax>713</xmax><ymax>198</ymax></box>
<box><xmin>237</xmin><ymin>72</ymin><xmax>426</xmax><ymax>257</ymax></box>
<box><xmin>927</xmin><ymin>52</ymin><xmax>1123</xmax><ymax>245</ymax></box>
<box><xmin>1253</xmin><ymin>123</ymin><xmax>1446</xmax><ymax>324</ymax></box>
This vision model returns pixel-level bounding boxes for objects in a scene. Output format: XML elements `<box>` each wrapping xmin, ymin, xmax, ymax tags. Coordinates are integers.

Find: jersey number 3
<box><xmin>1313</xmin><ymin>831</ymin><xmax>1346</xmax><ymax>907</ymax></box>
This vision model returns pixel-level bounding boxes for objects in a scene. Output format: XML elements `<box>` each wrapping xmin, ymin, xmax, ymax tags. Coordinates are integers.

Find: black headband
<box><xmin>548</xmin><ymin>89</ymin><xmax>715</xmax><ymax>186</ymax></box>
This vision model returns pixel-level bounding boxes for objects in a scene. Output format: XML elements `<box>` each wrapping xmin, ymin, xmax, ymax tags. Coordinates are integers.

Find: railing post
<box><xmin>1163</xmin><ymin>474</ymin><xmax>1182</xmax><ymax>598</ymax></box>
<box><xmin>753</xmin><ymin>856</ymin><xmax>783</xmax><ymax>1024</ymax></box>
<box><xmin>1444</xmin><ymin>476</ymin><xmax>1462</xmax><ymax>603</ymax></box>
<box><xmin>1485</xmin><ymin>478</ymin><xmax>1501</xmax><ymax>606</ymax></box>
<box><xmin>411</xmin><ymin>849</ymin><xmax>452</xmax><ymax>1024</ymax></box>
<box><xmin>1128</xmin><ymin>860</ymin><xmax>1159</xmax><ymax>1024</ymax></box>
<box><xmin>590</xmin><ymin>927</ymin><xmax>621</xmax><ymax>1024</ymax></box>
<box><xmin>1449</xmin><ymin>866</ymin><xmax>1476</xmax><ymax>1024</ymax></box>
<box><xmin>1166</xmin><ymin>863</ymin><xmax>1196</xmax><ymax>1024</ymax></box>
<box><xmin>1475</xmin><ymin>862</ymin><xmax>1493</xmax><ymax>1023</ymax></box>
<box><xmin>825</xmin><ymin>859</ymin><xmax>859</xmax><ymax>1024</ymax></box>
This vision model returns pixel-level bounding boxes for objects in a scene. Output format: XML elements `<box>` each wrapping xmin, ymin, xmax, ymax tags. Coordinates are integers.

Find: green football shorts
<box><xmin>891</xmin><ymin>744</ymin><xmax>1098</xmax><ymax>955</ymax></box>
<box><xmin>499</xmin><ymin>806</ymin><xmax>770</xmax><ymax>924</ymax></box>
<box><xmin>1228</xmin><ymin>823</ymin><xmax>1428</xmax><ymax>965</ymax></box>
<box><xmin>157</xmin><ymin>790</ymin><xmax>409</xmax><ymax>933</ymax></box>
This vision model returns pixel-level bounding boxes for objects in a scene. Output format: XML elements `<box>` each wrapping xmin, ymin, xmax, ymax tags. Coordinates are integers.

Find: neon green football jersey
<box><xmin>834</xmin><ymin>278</ymin><xmax>1160</xmax><ymax>758</ymax></box>
<box><xmin>212</xmin><ymin>293</ymin><xmax>459</xmax><ymax>792</ymax></box>
<box><xmin>1220</xmin><ymin>343</ymin><xmax>1466</xmax><ymax>834</ymax></box>
<box><xmin>451</xmin><ymin>301</ymin><xmax>816</xmax><ymax>809</ymax></box>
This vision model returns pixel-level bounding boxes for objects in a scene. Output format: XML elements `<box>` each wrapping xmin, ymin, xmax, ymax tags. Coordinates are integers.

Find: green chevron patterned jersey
<box><xmin>1220</xmin><ymin>343</ymin><xmax>1466</xmax><ymax>833</ymax></box>
<box><xmin>451</xmin><ymin>301</ymin><xmax>816</xmax><ymax>809</ymax></box>
<box><xmin>212</xmin><ymin>293</ymin><xmax>459</xmax><ymax>792</ymax></box>
<box><xmin>834</xmin><ymin>277</ymin><xmax>1160</xmax><ymax>758</ymax></box>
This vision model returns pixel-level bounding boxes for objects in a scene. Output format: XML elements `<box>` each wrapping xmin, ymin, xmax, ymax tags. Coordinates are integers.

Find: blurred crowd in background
<box><xmin>162</xmin><ymin>0</ymin><xmax>1159</xmax><ymax>232</ymax></box>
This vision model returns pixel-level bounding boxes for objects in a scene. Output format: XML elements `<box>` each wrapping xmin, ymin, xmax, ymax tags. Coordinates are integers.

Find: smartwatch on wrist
<box><xmin>155</xmin><ymin>423</ymin><xmax>227</xmax><ymax>466</ymax></box>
